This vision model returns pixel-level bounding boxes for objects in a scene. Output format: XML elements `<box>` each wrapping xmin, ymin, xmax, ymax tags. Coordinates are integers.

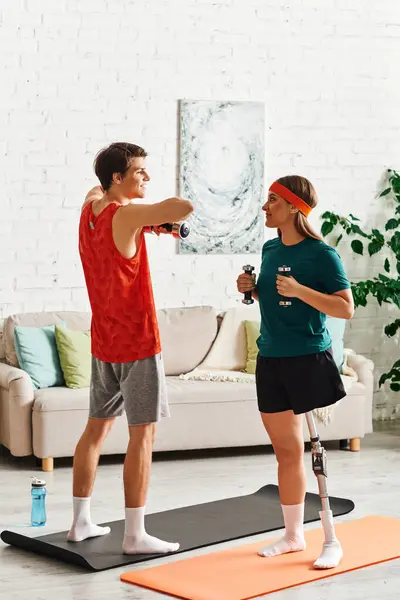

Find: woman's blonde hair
<box><xmin>276</xmin><ymin>175</ymin><xmax>322</xmax><ymax>241</ymax></box>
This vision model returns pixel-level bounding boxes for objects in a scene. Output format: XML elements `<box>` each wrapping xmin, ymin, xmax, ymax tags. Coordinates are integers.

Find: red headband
<box><xmin>269</xmin><ymin>181</ymin><xmax>312</xmax><ymax>217</ymax></box>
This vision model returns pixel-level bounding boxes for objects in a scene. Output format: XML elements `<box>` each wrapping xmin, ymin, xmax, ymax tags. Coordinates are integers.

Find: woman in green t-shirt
<box><xmin>237</xmin><ymin>175</ymin><xmax>354</xmax><ymax>570</ymax></box>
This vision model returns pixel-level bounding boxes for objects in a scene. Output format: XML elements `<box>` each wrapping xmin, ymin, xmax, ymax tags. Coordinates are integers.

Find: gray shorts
<box><xmin>89</xmin><ymin>353</ymin><xmax>170</xmax><ymax>426</ymax></box>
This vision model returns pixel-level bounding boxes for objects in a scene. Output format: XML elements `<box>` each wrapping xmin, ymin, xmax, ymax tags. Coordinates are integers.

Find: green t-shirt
<box><xmin>256</xmin><ymin>236</ymin><xmax>350</xmax><ymax>358</ymax></box>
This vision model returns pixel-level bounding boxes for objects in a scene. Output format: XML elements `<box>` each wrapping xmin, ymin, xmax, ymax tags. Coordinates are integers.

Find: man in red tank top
<box><xmin>67</xmin><ymin>143</ymin><xmax>193</xmax><ymax>555</ymax></box>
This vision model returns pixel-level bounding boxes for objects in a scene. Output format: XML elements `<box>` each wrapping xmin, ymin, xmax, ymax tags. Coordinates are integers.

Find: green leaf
<box><xmin>384</xmin><ymin>258</ymin><xmax>390</xmax><ymax>272</ymax></box>
<box><xmin>393</xmin><ymin>360</ymin><xmax>400</xmax><ymax>369</ymax></box>
<box><xmin>397</xmin><ymin>261</ymin><xmax>400</xmax><ymax>275</ymax></box>
<box><xmin>385</xmin><ymin>219</ymin><xmax>398</xmax><ymax>231</ymax></box>
<box><xmin>378</xmin><ymin>274</ymin><xmax>390</xmax><ymax>282</ymax></box>
<box><xmin>351</xmin><ymin>224</ymin><xmax>368</xmax><ymax>237</ymax></box>
<box><xmin>349</xmin><ymin>213</ymin><xmax>360</xmax><ymax>221</ymax></box>
<box><xmin>321</xmin><ymin>211</ymin><xmax>333</xmax><ymax>219</ymax></box>
<box><xmin>372</xmin><ymin>228</ymin><xmax>385</xmax><ymax>241</ymax></box>
<box><xmin>321</xmin><ymin>221</ymin><xmax>334</xmax><ymax>236</ymax></box>
<box><xmin>379</xmin><ymin>188</ymin><xmax>391</xmax><ymax>197</ymax></box>
<box><xmin>390</xmin><ymin>383</ymin><xmax>400</xmax><ymax>392</ymax></box>
<box><xmin>392</xmin><ymin>178</ymin><xmax>400</xmax><ymax>193</ymax></box>
<box><xmin>351</xmin><ymin>239</ymin><xmax>363</xmax><ymax>255</ymax></box>
<box><xmin>368</xmin><ymin>240</ymin><xmax>384</xmax><ymax>256</ymax></box>
<box><xmin>385</xmin><ymin>320</ymin><xmax>400</xmax><ymax>337</ymax></box>
<box><xmin>379</xmin><ymin>373</ymin><xmax>390</xmax><ymax>386</ymax></box>
<box><xmin>389</xmin><ymin>232</ymin><xmax>400</xmax><ymax>254</ymax></box>
<box><xmin>335</xmin><ymin>233</ymin><xmax>343</xmax><ymax>247</ymax></box>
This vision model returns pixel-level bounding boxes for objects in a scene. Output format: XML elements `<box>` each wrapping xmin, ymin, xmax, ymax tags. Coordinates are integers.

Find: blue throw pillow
<box><xmin>326</xmin><ymin>316</ymin><xmax>346</xmax><ymax>371</ymax></box>
<box><xmin>14</xmin><ymin>324</ymin><xmax>66</xmax><ymax>389</ymax></box>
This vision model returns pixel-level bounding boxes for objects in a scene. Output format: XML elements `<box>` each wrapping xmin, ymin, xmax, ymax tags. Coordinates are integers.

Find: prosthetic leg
<box><xmin>305</xmin><ymin>410</ymin><xmax>343</xmax><ymax>569</ymax></box>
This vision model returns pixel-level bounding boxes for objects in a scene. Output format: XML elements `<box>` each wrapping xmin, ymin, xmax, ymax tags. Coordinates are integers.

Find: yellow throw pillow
<box><xmin>55</xmin><ymin>325</ymin><xmax>91</xmax><ymax>389</ymax></box>
<box><xmin>244</xmin><ymin>320</ymin><xmax>260</xmax><ymax>374</ymax></box>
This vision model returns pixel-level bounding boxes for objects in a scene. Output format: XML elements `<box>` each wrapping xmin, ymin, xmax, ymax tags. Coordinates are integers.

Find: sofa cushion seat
<box><xmin>33</xmin><ymin>386</ymin><xmax>90</xmax><ymax>412</ymax></box>
<box><xmin>33</xmin><ymin>376</ymin><xmax>259</xmax><ymax>414</ymax></box>
<box><xmin>166</xmin><ymin>376</ymin><xmax>258</xmax><ymax>405</ymax></box>
<box><xmin>32</xmin><ymin>373</ymin><xmax>364</xmax><ymax>415</ymax></box>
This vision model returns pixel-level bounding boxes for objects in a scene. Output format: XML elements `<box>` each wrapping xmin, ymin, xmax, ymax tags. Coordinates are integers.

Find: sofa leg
<box><xmin>42</xmin><ymin>457</ymin><xmax>54</xmax><ymax>472</ymax></box>
<box><xmin>349</xmin><ymin>438</ymin><xmax>361</xmax><ymax>452</ymax></box>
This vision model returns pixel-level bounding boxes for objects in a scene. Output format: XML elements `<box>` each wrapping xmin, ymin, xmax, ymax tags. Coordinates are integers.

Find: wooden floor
<box><xmin>1</xmin><ymin>422</ymin><xmax>400</xmax><ymax>599</ymax></box>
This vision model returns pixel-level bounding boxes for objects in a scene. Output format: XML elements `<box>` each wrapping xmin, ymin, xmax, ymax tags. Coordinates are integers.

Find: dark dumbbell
<box><xmin>144</xmin><ymin>221</ymin><xmax>191</xmax><ymax>239</ymax></box>
<box><xmin>242</xmin><ymin>265</ymin><xmax>255</xmax><ymax>305</ymax></box>
<box><xmin>278</xmin><ymin>265</ymin><xmax>292</xmax><ymax>307</ymax></box>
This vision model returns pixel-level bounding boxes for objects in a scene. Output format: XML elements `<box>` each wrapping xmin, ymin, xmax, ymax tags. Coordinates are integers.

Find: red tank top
<box><xmin>78</xmin><ymin>202</ymin><xmax>161</xmax><ymax>363</ymax></box>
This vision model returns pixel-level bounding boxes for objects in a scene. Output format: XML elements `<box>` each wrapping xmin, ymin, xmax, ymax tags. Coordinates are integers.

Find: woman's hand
<box><xmin>276</xmin><ymin>275</ymin><xmax>302</xmax><ymax>298</ymax></box>
<box><xmin>237</xmin><ymin>272</ymin><xmax>256</xmax><ymax>294</ymax></box>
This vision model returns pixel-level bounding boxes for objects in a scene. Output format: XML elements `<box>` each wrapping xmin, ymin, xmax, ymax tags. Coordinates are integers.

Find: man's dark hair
<box><xmin>94</xmin><ymin>142</ymin><xmax>147</xmax><ymax>191</ymax></box>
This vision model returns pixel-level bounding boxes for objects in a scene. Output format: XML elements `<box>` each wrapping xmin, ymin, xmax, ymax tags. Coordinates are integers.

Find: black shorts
<box><xmin>255</xmin><ymin>348</ymin><xmax>346</xmax><ymax>415</ymax></box>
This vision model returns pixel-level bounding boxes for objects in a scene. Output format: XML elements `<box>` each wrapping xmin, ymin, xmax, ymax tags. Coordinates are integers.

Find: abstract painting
<box><xmin>178</xmin><ymin>100</ymin><xmax>265</xmax><ymax>254</ymax></box>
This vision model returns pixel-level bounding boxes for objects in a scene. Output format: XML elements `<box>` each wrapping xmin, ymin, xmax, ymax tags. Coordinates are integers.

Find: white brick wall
<box><xmin>1</xmin><ymin>0</ymin><xmax>400</xmax><ymax>418</ymax></box>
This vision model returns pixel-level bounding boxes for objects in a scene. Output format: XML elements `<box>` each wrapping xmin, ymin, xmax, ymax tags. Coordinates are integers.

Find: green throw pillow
<box><xmin>244</xmin><ymin>320</ymin><xmax>260</xmax><ymax>374</ymax></box>
<box><xmin>14</xmin><ymin>324</ymin><xmax>66</xmax><ymax>389</ymax></box>
<box><xmin>55</xmin><ymin>325</ymin><xmax>91</xmax><ymax>389</ymax></box>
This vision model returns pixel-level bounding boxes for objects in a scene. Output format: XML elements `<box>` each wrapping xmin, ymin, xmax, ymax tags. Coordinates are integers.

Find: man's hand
<box><xmin>276</xmin><ymin>274</ymin><xmax>302</xmax><ymax>298</ymax></box>
<box><xmin>151</xmin><ymin>225</ymin><xmax>170</xmax><ymax>236</ymax></box>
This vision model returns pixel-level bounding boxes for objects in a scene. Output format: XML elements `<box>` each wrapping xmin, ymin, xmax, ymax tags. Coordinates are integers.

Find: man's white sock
<box><xmin>122</xmin><ymin>506</ymin><xmax>180</xmax><ymax>555</ymax></box>
<box><xmin>67</xmin><ymin>496</ymin><xmax>110</xmax><ymax>542</ymax></box>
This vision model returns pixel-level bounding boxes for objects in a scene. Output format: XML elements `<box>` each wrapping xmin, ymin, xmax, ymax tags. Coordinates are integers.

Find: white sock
<box><xmin>122</xmin><ymin>506</ymin><xmax>180</xmax><ymax>555</ymax></box>
<box><xmin>313</xmin><ymin>510</ymin><xmax>343</xmax><ymax>569</ymax></box>
<box><xmin>67</xmin><ymin>497</ymin><xmax>111</xmax><ymax>542</ymax></box>
<box><xmin>258</xmin><ymin>503</ymin><xmax>306</xmax><ymax>557</ymax></box>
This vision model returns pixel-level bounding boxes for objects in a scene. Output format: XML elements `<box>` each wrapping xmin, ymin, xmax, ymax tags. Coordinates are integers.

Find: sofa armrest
<box><xmin>346</xmin><ymin>351</ymin><xmax>374</xmax><ymax>435</ymax></box>
<box><xmin>0</xmin><ymin>362</ymin><xmax>35</xmax><ymax>456</ymax></box>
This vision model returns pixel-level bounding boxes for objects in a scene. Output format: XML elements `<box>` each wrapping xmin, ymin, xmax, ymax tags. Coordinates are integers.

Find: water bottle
<box><xmin>31</xmin><ymin>477</ymin><xmax>47</xmax><ymax>527</ymax></box>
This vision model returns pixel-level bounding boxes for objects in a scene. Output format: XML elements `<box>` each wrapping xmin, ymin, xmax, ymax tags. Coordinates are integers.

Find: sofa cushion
<box><xmin>33</xmin><ymin>386</ymin><xmax>90</xmax><ymax>412</ymax></box>
<box><xmin>326</xmin><ymin>316</ymin><xmax>346</xmax><ymax>371</ymax></box>
<box><xmin>32</xmin><ymin>375</ymin><xmax>259</xmax><ymax>413</ymax></box>
<box><xmin>244</xmin><ymin>320</ymin><xmax>259</xmax><ymax>374</ymax></box>
<box><xmin>197</xmin><ymin>305</ymin><xmax>261</xmax><ymax>371</ymax></box>
<box><xmin>5</xmin><ymin>311</ymin><xmax>91</xmax><ymax>367</ymax></box>
<box><xmin>157</xmin><ymin>306</ymin><xmax>218</xmax><ymax>375</ymax></box>
<box><xmin>55</xmin><ymin>325</ymin><xmax>91</xmax><ymax>389</ymax></box>
<box><xmin>14</xmin><ymin>324</ymin><xmax>66</xmax><ymax>389</ymax></box>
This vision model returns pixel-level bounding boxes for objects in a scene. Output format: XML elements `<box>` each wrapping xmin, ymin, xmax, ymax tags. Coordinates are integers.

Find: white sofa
<box><xmin>0</xmin><ymin>305</ymin><xmax>374</xmax><ymax>472</ymax></box>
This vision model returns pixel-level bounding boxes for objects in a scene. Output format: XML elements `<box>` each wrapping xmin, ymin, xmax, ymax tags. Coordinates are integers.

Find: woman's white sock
<box><xmin>313</xmin><ymin>510</ymin><xmax>343</xmax><ymax>569</ymax></box>
<box><xmin>258</xmin><ymin>503</ymin><xmax>306</xmax><ymax>557</ymax></box>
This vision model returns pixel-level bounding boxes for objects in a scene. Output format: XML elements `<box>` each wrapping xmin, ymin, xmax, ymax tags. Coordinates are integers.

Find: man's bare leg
<box><xmin>67</xmin><ymin>418</ymin><xmax>114</xmax><ymax>542</ymax></box>
<box><xmin>122</xmin><ymin>423</ymin><xmax>179</xmax><ymax>554</ymax></box>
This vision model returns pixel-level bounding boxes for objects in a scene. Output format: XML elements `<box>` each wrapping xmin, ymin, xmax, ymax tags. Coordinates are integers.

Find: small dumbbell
<box><xmin>242</xmin><ymin>265</ymin><xmax>255</xmax><ymax>305</ymax></box>
<box><xmin>144</xmin><ymin>221</ymin><xmax>191</xmax><ymax>239</ymax></box>
<box><xmin>278</xmin><ymin>265</ymin><xmax>292</xmax><ymax>307</ymax></box>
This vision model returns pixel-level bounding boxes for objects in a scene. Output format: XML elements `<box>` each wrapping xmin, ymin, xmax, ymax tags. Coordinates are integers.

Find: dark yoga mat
<box><xmin>0</xmin><ymin>484</ymin><xmax>354</xmax><ymax>572</ymax></box>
